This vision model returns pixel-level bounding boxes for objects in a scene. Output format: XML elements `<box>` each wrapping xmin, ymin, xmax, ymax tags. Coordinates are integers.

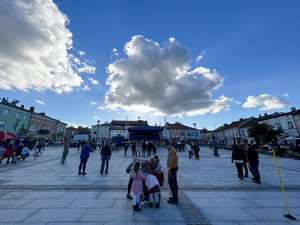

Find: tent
<box><xmin>127</xmin><ymin>125</ymin><xmax>164</xmax><ymax>141</ymax></box>
<box><xmin>0</xmin><ymin>131</ymin><xmax>19</xmax><ymax>141</ymax></box>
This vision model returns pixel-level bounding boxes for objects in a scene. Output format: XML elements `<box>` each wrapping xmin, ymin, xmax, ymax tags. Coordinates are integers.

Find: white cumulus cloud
<box><xmin>243</xmin><ymin>94</ymin><xmax>288</xmax><ymax>111</ymax></box>
<box><xmin>83</xmin><ymin>85</ymin><xmax>90</xmax><ymax>91</ymax></box>
<box><xmin>88</xmin><ymin>77</ymin><xmax>99</xmax><ymax>85</ymax></box>
<box><xmin>0</xmin><ymin>0</ymin><xmax>95</xmax><ymax>94</ymax></box>
<box><xmin>35</xmin><ymin>99</ymin><xmax>45</xmax><ymax>105</ymax></box>
<box><xmin>103</xmin><ymin>35</ymin><xmax>230</xmax><ymax>116</ymax></box>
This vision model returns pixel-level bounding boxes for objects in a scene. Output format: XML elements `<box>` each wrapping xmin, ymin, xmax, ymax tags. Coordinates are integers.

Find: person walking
<box><xmin>142</xmin><ymin>141</ymin><xmax>147</xmax><ymax>157</ymax></box>
<box><xmin>124</xmin><ymin>142</ymin><xmax>129</xmax><ymax>157</ymax></box>
<box><xmin>166</xmin><ymin>142</ymin><xmax>179</xmax><ymax>204</ymax></box>
<box><xmin>242</xmin><ymin>144</ymin><xmax>249</xmax><ymax>178</ymax></box>
<box><xmin>231</xmin><ymin>144</ymin><xmax>246</xmax><ymax>180</ymax></box>
<box><xmin>78</xmin><ymin>140</ymin><xmax>91</xmax><ymax>175</ymax></box>
<box><xmin>131</xmin><ymin>142</ymin><xmax>136</xmax><ymax>157</ymax></box>
<box><xmin>247</xmin><ymin>144</ymin><xmax>261</xmax><ymax>184</ymax></box>
<box><xmin>186</xmin><ymin>143</ymin><xmax>193</xmax><ymax>159</ymax></box>
<box><xmin>193</xmin><ymin>143</ymin><xmax>200</xmax><ymax>160</ymax></box>
<box><xmin>100</xmin><ymin>142</ymin><xmax>112</xmax><ymax>174</ymax></box>
<box><xmin>60</xmin><ymin>138</ymin><xmax>70</xmax><ymax>164</ymax></box>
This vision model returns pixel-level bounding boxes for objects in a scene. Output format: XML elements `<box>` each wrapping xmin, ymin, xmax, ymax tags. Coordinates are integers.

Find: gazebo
<box><xmin>127</xmin><ymin>125</ymin><xmax>164</xmax><ymax>142</ymax></box>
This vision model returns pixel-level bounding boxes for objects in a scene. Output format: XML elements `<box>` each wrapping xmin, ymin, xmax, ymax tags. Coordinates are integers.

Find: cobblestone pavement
<box><xmin>0</xmin><ymin>146</ymin><xmax>300</xmax><ymax>225</ymax></box>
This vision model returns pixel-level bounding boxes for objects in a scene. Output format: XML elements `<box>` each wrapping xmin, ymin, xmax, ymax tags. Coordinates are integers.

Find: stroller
<box><xmin>140</xmin><ymin>156</ymin><xmax>164</xmax><ymax>207</ymax></box>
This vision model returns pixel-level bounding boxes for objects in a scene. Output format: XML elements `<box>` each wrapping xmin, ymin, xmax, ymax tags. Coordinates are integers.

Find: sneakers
<box><xmin>148</xmin><ymin>202</ymin><xmax>153</xmax><ymax>208</ymax></box>
<box><xmin>82</xmin><ymin>172</ymin><xmax>87</xmax><ymax>175</ymax></box>
<box><xmin>126</xmin><ymin>194</ymin><xmax>133</xmax><ymax>199</ymax></box>
<box><xmin>253</xmin><ymin>180</ymin><xmax>261</xmax><ymax>184</ymax></box>
<box><xmin>133</xmin><ymin>204</ymin><xmax>142</xmax><ymax>211</ymax></box>
<box><xmin>78</xmin><ymin>172</ymin><xmax>82</xmax><ymax>175</ymax></box>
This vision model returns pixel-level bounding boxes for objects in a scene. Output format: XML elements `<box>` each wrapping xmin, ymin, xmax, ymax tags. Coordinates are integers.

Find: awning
<box><xmin>0</xmin><ymin>131</ymin><xmax>19</xmax><ymax>141</ymax></box>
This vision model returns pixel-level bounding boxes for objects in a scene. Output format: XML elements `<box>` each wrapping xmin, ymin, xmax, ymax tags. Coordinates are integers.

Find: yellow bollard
<box><xmin>272</xmin><ymin>148</ymin><xmax>296</xmax><ymax>220</ymax></box>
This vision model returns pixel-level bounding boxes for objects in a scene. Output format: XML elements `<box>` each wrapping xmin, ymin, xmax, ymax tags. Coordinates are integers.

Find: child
<box><xmin>130</xmin><ymin>161</ymin><xmax>146</xmax><ymax>211</ymax></box>
<box><xmin>145</xmin><ymin>174</ymin><xmax>160</xmax><ymax>208</ymax></box>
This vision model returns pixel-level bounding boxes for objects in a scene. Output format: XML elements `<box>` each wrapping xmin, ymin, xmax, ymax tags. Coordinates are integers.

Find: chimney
<box><xmin>29</xmin><ymin>106</ymin><xmax>35</xmax><ymax>113</ymax></box>
<box><xmin>21</xmin><ymin>105</ymin><xmax>24</xmax><ymax>109</ymax></box>
<box><xmin>291</xmin><ymin>107</ymin><xmax>296</xmax><ymax>112</ymax></box>
<box><xmin>239</xmin><ymin>118</ymin><xmax>243</xmax><ymax>121</ymax></box>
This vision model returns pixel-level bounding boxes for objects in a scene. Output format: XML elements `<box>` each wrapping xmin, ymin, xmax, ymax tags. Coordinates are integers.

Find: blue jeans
<box><xmin>101</xmin><ymin>155</ymin><xmax>110</xmax><ymax>174</ymax></box>
<box><xmin>249</xmin><ymin>162</ymin><xmax>260</xmax><ymax>182</ymax></box>
<box><xmin>168</xmin><ymin>167</ymin><xmax>178</xmax><ymax>200</ymax></box>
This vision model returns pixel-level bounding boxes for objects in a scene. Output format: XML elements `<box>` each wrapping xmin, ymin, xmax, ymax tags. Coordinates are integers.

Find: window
<box><xmin>23</xmin><ymin>114</ymin><xmax>27</xmax><ymax>120</ymax></box>
<box><xmin>30</xmin><ymin>122</ymin><xmax>35</xmax><ymax>129</ymax></box>
<box><xmin>16</xmin><ymin>112</ymin><xmax>20</xmax><ymax>118</ymax></box>
<box><xmin>0</xmin><ymin>121</ymin><xmax>6</xmax><ymax>128</ymax></box>
<box><xmin>2</xmin><ymin>108</ymin><xmax>9</xmax><ymax>116</ymax></box>
<box><xmin>241</xmin><ymin>130</ymin><xmax>245</xmax><ymax>137</ymax></box>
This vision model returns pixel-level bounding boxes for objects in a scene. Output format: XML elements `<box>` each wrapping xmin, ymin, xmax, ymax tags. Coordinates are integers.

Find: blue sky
<box><xmin>0</xmin><ymin>0</ymin><xmax>299</xmax><ymax>130</ymax></box>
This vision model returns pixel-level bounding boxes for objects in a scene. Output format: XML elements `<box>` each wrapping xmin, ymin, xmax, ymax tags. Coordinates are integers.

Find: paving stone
<box><xmin>0</xmin><ymin>198</ymin><xmax>33</xmax><ymax>208</ymax></box>
<box><xmin>80</xmin><ymin>208</ymin><xmax>133</xmax><ymax>222</ymax></box>
<box><xmin>68</xmin><ymin>198</ymin><xmax>114</xmax><ymax>208</ymax></box>
<box><xmin>0</xmin><ymin>209</ymin><xmax>38</xmax><ymax>222</ymax></box>
<box><xmin>22</xmin><ymin>198</ymin><xmax>75</xmax><ymax>208</ymax></box>
<box><xmin>24</xmin><ymin>208</ymin><xmax>86</xmax><ymax>222</ymax></box>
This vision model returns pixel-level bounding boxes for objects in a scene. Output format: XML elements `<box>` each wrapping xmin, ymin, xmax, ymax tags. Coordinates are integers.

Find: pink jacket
<box><xmin>130</xmin><ymin>170</ymin><xmax>146</xmax><ymax>194</ymax></box>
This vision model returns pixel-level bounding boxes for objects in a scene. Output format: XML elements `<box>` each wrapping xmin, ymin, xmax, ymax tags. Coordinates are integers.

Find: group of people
<box><xmin>231</xmin><ymin>144</ymin><xmax>261</xmax><ymax>184</ymax></box>
<box><xmin>72</xmin><ymin>140</ymin><xmax>112</xmax><ymax>176</ymax></box>
<box><xmin>123</xmin><ymin>141</ymin><xmax>158</xmax><ymax>158</ymax></box>
<box><xmin>185</xmin><ymin>142</ymin><xmax>200</xmax><ymax>159</ymax></box>
<box><xmin>125</xmin><ymin>141</ymin><xmax>179</xmax><ymax>211</ymax></box>
<box><xmin>0</xmin><ymin>140</ymin><xmax>31</xmax><ymax>163</ymax></box>
<box><xmin>70</xmin><ymin>139</ymin><xmax>262</xmax><ymax>213</ymax></box>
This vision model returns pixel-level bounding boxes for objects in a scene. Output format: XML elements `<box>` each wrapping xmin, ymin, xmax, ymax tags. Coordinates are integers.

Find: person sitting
<box><xmin>20</xmin><ymin>144</ymin><xmax>30</xmax><ymax>160</ymax></box>
<box><xmin>3</xmin><ymin>143</ymin><xmax>15</xmax><ymax>163</ymax></box>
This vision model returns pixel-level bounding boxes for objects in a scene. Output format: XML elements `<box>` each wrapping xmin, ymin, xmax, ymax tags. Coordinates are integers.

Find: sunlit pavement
<box><xmin>0</xmin><ymin>146</ymin><xmax>299</xmax><ymax>225</ymax></box>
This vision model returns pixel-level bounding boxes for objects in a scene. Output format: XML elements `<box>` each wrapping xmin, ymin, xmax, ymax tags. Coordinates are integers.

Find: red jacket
<box><xmin>3</xmin><ymin>145</ymin><xmax>14</xmax><ymax>157</ymax></box>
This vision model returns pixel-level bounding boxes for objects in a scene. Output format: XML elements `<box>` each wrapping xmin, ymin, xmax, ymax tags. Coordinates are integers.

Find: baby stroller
<box><xmin>141</xmin><ymin>156</ymin><xmax>164</xmax><ymax>207</ymax></box>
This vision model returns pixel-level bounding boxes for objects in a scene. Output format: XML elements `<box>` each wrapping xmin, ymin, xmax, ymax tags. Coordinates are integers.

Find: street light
<box><xmin>193</xmin><ymin>123</ymin><xmax>196</xmax><ymax>143</ymax></box>
<box><xmin>96</xmin><ymin>120</ymin><xmax>100</xmax><ymax>142</ymax></box>
<box><xmin>14</xmin><ymin>119</ymin><xmax>20</xmax><ymax>134</ymax></box>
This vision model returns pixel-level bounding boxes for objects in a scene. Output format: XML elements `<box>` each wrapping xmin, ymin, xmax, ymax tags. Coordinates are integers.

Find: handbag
<box><xmin>126</xmin><ymin>163</ymin><xmax>132</xmax><ymax>174</ymax></box>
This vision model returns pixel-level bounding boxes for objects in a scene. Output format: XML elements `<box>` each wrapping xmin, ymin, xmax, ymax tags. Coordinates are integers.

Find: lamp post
<box><xmin>193</xmin><ymin>123</ymin><xmax>196</xmax><ymax>143</ymax></box>
<box><xmin>96</xmin><ymin>120</ymin><xmax>100</xmax><ymax>142</ymax></box>
<box><xmin>14</xmin><ymin>119</ymin><xmax>20</xmax><ymax>134</ymax></box>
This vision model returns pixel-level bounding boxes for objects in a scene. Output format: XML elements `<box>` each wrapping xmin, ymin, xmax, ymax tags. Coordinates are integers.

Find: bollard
<box><xmin>272</xmin><ymin>148</ymin><xmax>296</xmax><ymax>220</ymax></box>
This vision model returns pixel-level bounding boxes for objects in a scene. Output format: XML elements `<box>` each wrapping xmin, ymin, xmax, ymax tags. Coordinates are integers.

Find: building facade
<box><xmin>0</xmin><ymin>99</ymin><xmax>31</xmax><ymax>134</ymax></box>
<box><xmin>28</xmin><ymin>108</ymin><xmax>67</xmax><ymax>140</ymax></box>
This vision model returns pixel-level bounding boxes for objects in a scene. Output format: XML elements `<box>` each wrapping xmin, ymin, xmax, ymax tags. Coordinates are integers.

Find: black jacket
<box><xmin>247</xmin><ymin>148</ymin><xmax>259</xmax><ymax>164</ymax></box>
<box><xmin>101</xmin><ymin>144</ymin><xmax>112</xmax><ymax>156</ymax></box>
<box><xmin>231</xmin><ymin>145</ymin><xmax>246</xmax><ymax>163</ymax></box>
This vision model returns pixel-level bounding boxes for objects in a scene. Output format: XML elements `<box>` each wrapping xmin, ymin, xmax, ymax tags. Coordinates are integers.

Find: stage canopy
<box><xmin>127</xmin><ymin>125</ymin><xmax>164</xmax><ymax>141</ymax></box>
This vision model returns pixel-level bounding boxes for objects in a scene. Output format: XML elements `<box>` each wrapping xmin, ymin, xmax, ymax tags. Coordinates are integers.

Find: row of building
<box><xmin>66</xmin><ymin>120</ymin><xmax>201</xmax><ymax>143</ymax></box>
<box><xmin>2</xmin><ymin>97</ymin><xmax>299</xmax><ymax>147</ymax></box>
<box><xmin>0</xmin><ymin>98</ymin><xmax>67</xmax><ymax>141</ymax></box>
<box><xmin>208</xmin><ymin>108</ymin><xmax>300</xmax><ymax>148</ymax></box>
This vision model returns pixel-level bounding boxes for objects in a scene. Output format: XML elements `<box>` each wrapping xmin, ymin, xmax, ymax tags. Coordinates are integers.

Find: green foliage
<box><xmin>248</xmin><ymin>123</ymin><xmax>282</xmax><ymax>145</ymax></box>
<box><xmin>17</xmin><ymin>128</ymin><xmax>28</xmax><ymax>136</ymax></box>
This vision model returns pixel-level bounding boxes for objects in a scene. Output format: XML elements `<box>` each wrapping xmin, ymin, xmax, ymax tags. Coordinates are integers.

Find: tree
<box><xmin>248</xmin><ymin>123</ymin><xmax>282</xmax><ymax>145</ymax></box>
<box><xmin>17</xmin><ymin>128</ymin><xmax>28</xmax><ymax>136</ymax></box>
